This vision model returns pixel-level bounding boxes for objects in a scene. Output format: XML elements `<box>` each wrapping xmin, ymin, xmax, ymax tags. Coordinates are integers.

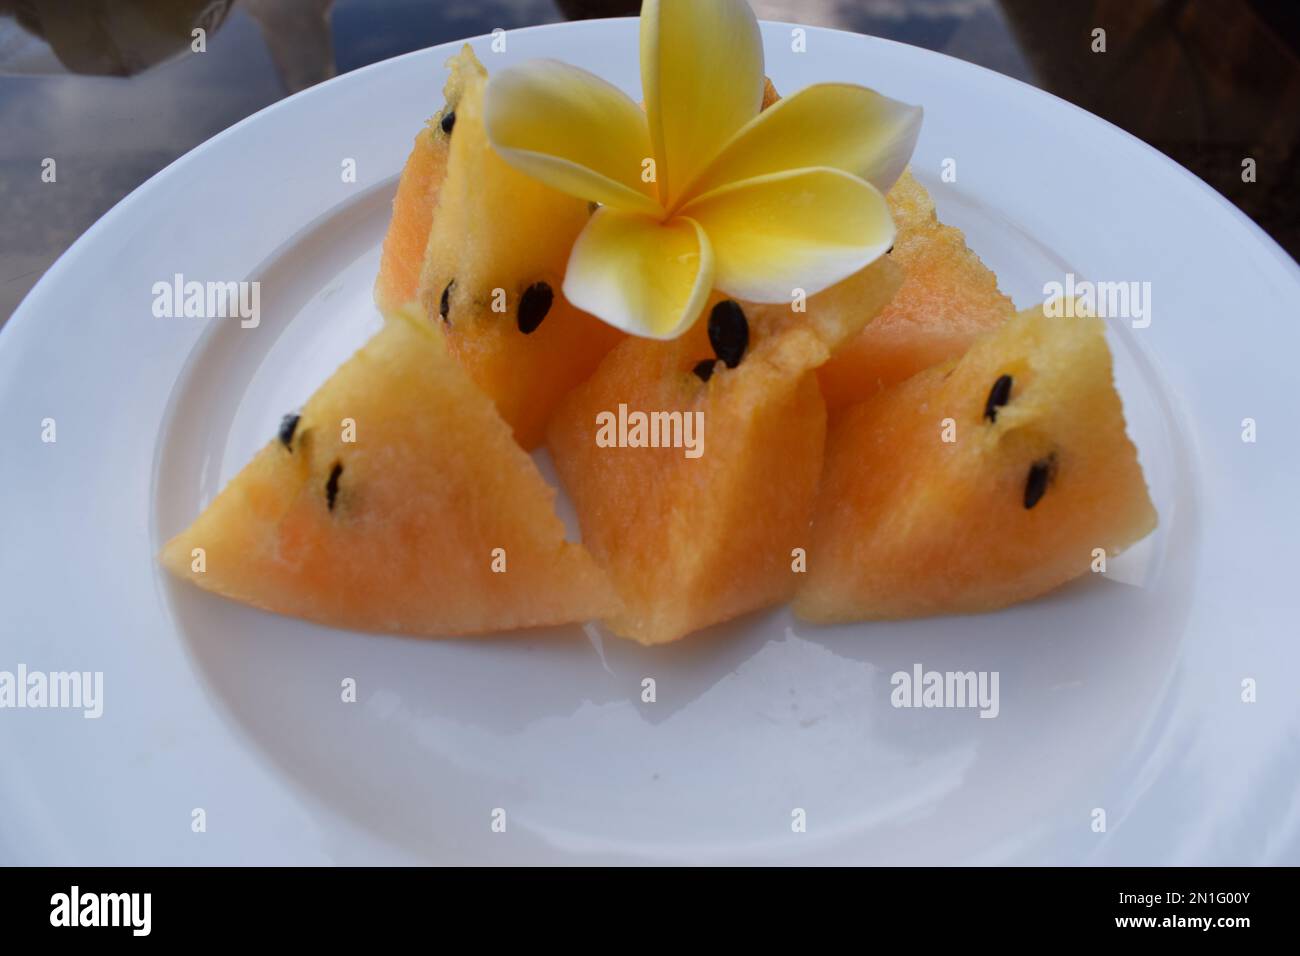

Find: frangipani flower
<box><xmin>484</xmin><ymin>0</ymin><xmax>922</xmax><ymax>339</ymax></box>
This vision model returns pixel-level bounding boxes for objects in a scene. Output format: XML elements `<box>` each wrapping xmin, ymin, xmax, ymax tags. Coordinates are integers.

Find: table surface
<box><xmin>1</xmin><ymin>0</ymin><xmax>1297</xmax><ymax>325</ymax></box>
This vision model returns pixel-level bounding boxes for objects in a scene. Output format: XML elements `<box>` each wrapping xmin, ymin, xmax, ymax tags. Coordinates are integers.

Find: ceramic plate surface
<box><xmin>2</xmin><ymin>19</ymin><xmax>1298</xmax><ymax>865</ymax></box>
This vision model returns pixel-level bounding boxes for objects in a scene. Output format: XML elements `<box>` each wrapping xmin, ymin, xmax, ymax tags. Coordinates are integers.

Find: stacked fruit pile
<box><xmin>161</xmin><ymin>49</ymin><xmax>1156</xmax><ymax>644</ymax></box>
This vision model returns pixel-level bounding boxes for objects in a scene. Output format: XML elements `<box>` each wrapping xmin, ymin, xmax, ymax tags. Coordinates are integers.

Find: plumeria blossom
<box><xmin>484</xmin><ymin>0</ymin><xmax>922</xmax><ymax>339</ymax></box>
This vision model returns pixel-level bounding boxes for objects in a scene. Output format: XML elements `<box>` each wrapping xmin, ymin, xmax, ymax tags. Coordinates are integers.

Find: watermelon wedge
<box><xmin>795</xmin><ymin>305</ymin><xmax>1157</xmax><ymax>622</ymax></box>
<box><xmin>160</xmin><ymin>306</ymin><xmax>615</xmax><ymax>635</ymax></box>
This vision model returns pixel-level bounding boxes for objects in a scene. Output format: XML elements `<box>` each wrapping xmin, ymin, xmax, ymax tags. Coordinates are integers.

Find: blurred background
<box><xmin>1</xmin><ymin>0</ymin><xmax>1297</xmax><ymax>324</ymax></box>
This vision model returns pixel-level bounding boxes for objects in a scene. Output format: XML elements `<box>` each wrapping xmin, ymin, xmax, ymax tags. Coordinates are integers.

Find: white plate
<box><xmin>3</xmin><ymin>18</ymin><xmax>1299</xmax><ymax>866</ymax></box>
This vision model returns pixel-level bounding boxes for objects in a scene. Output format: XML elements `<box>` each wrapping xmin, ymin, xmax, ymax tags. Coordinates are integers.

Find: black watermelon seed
<box><xmin>278</xmin><ymin>413</ymin><xmax>300</xmax><ymax>450</ymax></box>
<box><xmin>886</xmin><ymin>245</ymin><xmax>894</xmax><ymax>255</ymax></box>
<box><xmin>692</xmin><ymin>359</ymin><xmax>716</xmax><ymax>382</ymax></box>
<box><xmin>517</xmin><ymin>281</ymin><xmax>554</xmax><ymax>334</ymax></box>
<box><xmin>1023</xmin><ymin>458</ymin><xmax>1052</xmax><ymax>510</ymax></box>
<box><xmin>439</xmin><ymin>280</ymin><xmax>453</xmax><ymax>323</ymax></box>
<box><xmin>984</xmin><ymin>374</ymin><xmax>1013</xmax><ymax>422</ymax></box>
<box><xmin>440</xmin><ymin>109</ymin><xmax>456</xmax><ymax>135</ymax></box>
<box><xmin>708</xmin><ymin>299</ymin><xmax>748</xmax><ymax>369</ymax></box>
<box><xmin>325</xmin><ymin>462</ymin><xmax>343</xmax><ymax>512</ymax></box>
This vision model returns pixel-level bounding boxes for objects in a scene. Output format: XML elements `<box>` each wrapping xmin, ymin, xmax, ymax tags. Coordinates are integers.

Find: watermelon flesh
<box><xmin>159</xmin><ymin>306</ymin><xmax>615</xmax><ymax>635</ymax></box>
<box><xmin>817</xmin><ymin>169</ymin><xmax>1014</xmax><ymax>411</ymax></box>
<box><xmin>548</xmin><ymin>259</ymin><xmax>901</xmax><ymax>645</ymax></box>
<box><xmin>795</xmin><ymin>305</ymin><xmax>1157</xmax><ymax>622</ymax></box>
<box><xmin>373</xmin><ymin>88</ymin><xmax>452</xmax><ymax>315</ymax></box>
<box><xmin>414</xmin><ymin>46</ymin><xmax>622</xmax><ymax>450</ymax></box>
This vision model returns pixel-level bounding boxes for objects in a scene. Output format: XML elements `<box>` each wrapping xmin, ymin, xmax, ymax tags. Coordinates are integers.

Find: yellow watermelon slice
<box><xmin>160</xmin><ymin>306</ymin><xmax>615</xmax><ymax>635</ymax></box>
<box><xmin>795</xmin><ymin>305</ymin><xmax>1157</xmax><ymax>622</ymax></box>
<box><xmin>547</xmin><ymin>259</ymin><xmax>901</xmax><ymax>645</ymax></box>
<box><xmin>817</xmin><ymin>170</ymin><xmax>1014</xmax><ymax>411</ymax></box>
<box><xmin>373</xmin><ymin>80</ymin><xmax>453</xmax><ymax>315</ymax></box>
<box><xmin>413</xmin><ymin>46</ymin><xmax>623</xmax><ymax>450</ymax></box>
